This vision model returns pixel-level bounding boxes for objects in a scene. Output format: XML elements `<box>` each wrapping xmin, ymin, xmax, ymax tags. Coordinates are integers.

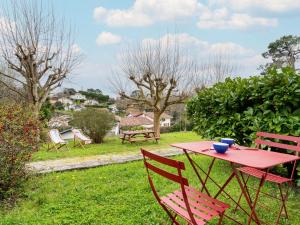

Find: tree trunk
<box><xmin>32</xmin><ymin>102</ymin><xmax>42</xmax><ymax>120</ymax></box>
<box><xmin>153</xmin><ymin>111</ymin><xmax>161</xmax><ymax>137</ymax></box>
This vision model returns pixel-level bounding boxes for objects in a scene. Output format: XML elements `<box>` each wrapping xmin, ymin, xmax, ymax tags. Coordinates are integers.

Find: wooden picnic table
<box><xmin>120</xmin><ymin>130</ymin><xmax>160</xmax><ymax>144</ymax></box>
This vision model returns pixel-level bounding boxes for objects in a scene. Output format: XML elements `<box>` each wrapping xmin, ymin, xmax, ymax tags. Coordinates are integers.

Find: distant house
<box><xmin>126</xmin><ymin>112</ymin><xmax>172</xmax><ymax>127</ymax></box>
<box><xmin>84</xmin><ymin>99</ymin><xmax>99</xmax><ymax>106</ymax></box>
<box><xmin>70</xmin><ymin>93</ymin><xmax>86</xmax><ymax>101</ymax></box>
<box><xmin>68</xmin><ymin>104</ymin><xmax>85</xmax><ymax>111</ymax></box>
<box><xmin>120</xmin><ymin>117</ymin><xmax>153</xmax><ymax>128</ymax></box>
<box><xmin>115</xmin><ymin>117</ymin><xmax>152</xmax><ymax>134</ymax></box>
<box><xmin>143</xmin><ymin>112</ymin><xmax>172</xmax><ymax>127</ymax></box>
<box><xmin>58</xmin><ymin>97</ymin><xmax>73</xmax><ymax>105</ymax></box>
<box><xmin>108</xmin><ymin>104</ymin><xmax>118</xmax><ymax>113</ymax></box>
<box><xmin>48</xmin><ymin>115</ymin><xmax>72</xmax><ymax>128</ymax></box>
<box><xmin>125</xmin><ymin>105</ymin><xmax>143</xmax><ymax>116</ymax></box>
<box><xmin>113</xmin><ymin>111</ymin><xmax>172</xmax><ymax>134</ymax></box>
<box><xmin>49</xmin><ymin>96</ymin><xmax>58</xmax><ymax>105</ymax></box>
<box><xmin>111</xmin><ymin>115</ymin><xmax>151</xmax><ymax>134</ymax></box>
<box><xmin>127</xmin><ymin>112</ymin><xmax>143</xmax><ymax>117</ymax></box>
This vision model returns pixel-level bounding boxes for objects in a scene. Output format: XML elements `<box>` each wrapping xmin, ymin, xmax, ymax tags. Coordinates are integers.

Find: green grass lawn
<box><xmin>1</xmin><ymin>154</ymin><xmax>299</xmax><ymax>224</ymax></box>
<box><xmin>32</xmin><ymin>132</ymin><xmax>201</xmax><ymax>161</ymax></box>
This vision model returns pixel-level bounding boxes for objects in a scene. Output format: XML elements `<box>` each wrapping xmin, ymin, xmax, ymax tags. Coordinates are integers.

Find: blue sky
<box><xmin>52</xmin><ymin>0</ymin><xmax>300</xmax><ymax>95</ymax></box>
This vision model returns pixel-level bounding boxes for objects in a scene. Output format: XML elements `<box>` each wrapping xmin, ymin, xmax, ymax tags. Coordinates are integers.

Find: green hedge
<box><xmin>187</xmin><ymin>67</ymin><xmax>300</xmax><ymax>145</ymax></box>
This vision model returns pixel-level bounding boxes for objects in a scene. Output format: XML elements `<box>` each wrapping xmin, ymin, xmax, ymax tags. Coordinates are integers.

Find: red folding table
<box><xmin>171</xmin><ymin>141</ymin><xmax>299</xmax><ymax>225</ymax></box>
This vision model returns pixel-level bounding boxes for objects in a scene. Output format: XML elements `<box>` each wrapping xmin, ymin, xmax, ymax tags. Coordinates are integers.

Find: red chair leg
<box><xmin>170</xmin><ymin>214</ymin><xmax>178</xmax><ymax>225</ymax></box>
<box><xmin>247</xmin><ymin>173</ymin><xmax>266</xmax><ymax>225</ymax></box>
<box><xmin>275</xmin><ymin>183</ymin><xmax>290</xmax><ymax>225</ymax></box>
<box><xmin>218</xmin><ymin>213</ymin><xmax>224</xmax><ymax>225</ymax></box>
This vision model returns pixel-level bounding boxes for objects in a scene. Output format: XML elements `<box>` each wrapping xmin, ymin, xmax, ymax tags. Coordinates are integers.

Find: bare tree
<box><xmin>0</xmin><ymin>0</ymin><xmax>81</xmax><ymax>117</ymax></box>
<box><xmin>193</xmin><ymin>53</ymin><xmax>238</xmax><ymax>91</ymax></box>
<box><xmin>0</xmin><ymin>66</ymin><xmax>20</xmax><ymax>101</ymax></box>
<box><xmin>111</xmin><ymin>39</ymin><xmax>198</xmax><ymax>136</ymax></box>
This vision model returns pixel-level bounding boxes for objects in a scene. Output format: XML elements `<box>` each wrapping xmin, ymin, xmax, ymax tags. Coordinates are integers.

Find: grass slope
<box><xmin>1</xmin><ymin>155</ymin><xmax>299</xmax><ymax>224</ymax></box>
<box><xmin>33</xmin><ymin>132</ymin><xmax>201</xmax><ymax>161</ymax></box>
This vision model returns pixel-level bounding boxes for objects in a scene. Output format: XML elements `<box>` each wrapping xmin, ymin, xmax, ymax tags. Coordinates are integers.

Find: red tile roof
<box><xmin>120</xmin><ymin>117</ymin><xmax>153</xmax><ymax>127</ymax></box>
<box><xmin>144</xmin><ymin>112</ymin><xmax>172</xmax><ymax>119</ymax></box>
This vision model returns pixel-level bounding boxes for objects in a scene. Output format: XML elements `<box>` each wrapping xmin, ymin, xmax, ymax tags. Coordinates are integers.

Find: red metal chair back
<box><xmin>255</xmin><ymin>132</ymin><xmax>300</xmax><ymax>155</ymax></box>
<box><xmin>141</xmin><ymin>149</ymin><xmax>198</xmax><ymax>224</ymax></box>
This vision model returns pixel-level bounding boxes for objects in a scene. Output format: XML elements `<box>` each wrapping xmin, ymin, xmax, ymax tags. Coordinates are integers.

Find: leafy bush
<box><xmin>40</xmin><ymin>99</ymin><xmax>54</xmax><ymax>121</ymax></box>
<box><xmin>54</xmin><ymin>101</ymin><xmax>64</xmax><ymax>110</ymax></box>
<box><xmin>0</xmin><ymin>103</ymin><xmax>40</xmax><ymax>203</ymax></box>
<box><xmin>187</xmin><ymin>67</ymin><xmax>300</xmax><ymax>146</ymax></box>
<box><xmin>71</xmin><ymin>108</ymin><xmax>115</xmax><ymax>143</ymax></box>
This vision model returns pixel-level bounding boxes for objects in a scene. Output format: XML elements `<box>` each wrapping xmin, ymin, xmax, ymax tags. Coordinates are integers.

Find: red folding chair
<box><xmin>235</xmin><ymin>132</ymin><xmax>300</xmax><ymax>224</ymax></box>
<box><xmin>141</xmin><ymin>149</ymin><xmax>230</xmax><ymax>225</ymax></box>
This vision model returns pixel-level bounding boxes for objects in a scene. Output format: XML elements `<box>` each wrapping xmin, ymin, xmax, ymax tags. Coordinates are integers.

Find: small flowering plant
<box><xmin>0</xmin><ymin>103</ymin><xmax>40</xmax><ymax>203</ymax></box>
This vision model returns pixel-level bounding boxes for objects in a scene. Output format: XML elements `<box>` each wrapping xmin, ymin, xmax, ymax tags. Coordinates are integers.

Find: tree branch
<box><xmin>0</xmin><ymin>79</ymin><xmax>25</xmax><ymax>98</ymax></box>
<box><xmin>0</xmin><ymin>71</ymin><xmax>26</xmax><ymax>85</ymax></box>
<box><xmin>120</xmin><ymin>92</ymin><xmax>153</xmax><ymax>106</ymax></box>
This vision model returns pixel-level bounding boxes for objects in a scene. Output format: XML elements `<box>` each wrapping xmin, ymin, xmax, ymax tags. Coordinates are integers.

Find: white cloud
<box><xmin>143</xmin><ymin>33</ymin><xmax>209</xmax><ymax>49</ymax></box>
<box><xmin>209</xmin><ymin>0</ymin><xmax>300</xmax><ymax>13</ymax></box>
<box><xmin>93</xmin><ymin>0</ymin><xmax>285</xmax><ymax>29</ymax></box>
<box><xmin>96</xmin><ymin>32</ymin><xmax>122</xmax><ymax>46</ymax></box>
<box><xmin>63</xmin><ymin>61</ymin><xmax>118</xmax><ymax>96</ymax></box>
<box><xmin>197</xmin><ymin>7</ymin><xmax>277</xmax><ymax>29</ymax></box>
<box><xmin>210</xmin><ymin>42</ymin><xmax>254</xmax><ymax>56</ymax></box>
<box><xmin>93</xmin><ymin>0</ymin><xmax>200</xmax><ymax>27</ymax></box>
<box><xmin>71</xmin><ymin>44</ymin><xmax>81</xmax><ymax>54</ymax></box>
<box><xmin>141</xmin><ymin>33</ymin><xmax>262</xmax><ymax>76</ymax></box>
<box><xmin>94</xmin><ymin>6</ymin><xmax>152</xmax><ymax>27</ymax></box>
<box><xmin>92</xmin><ymin>0</ymin><xmax>295</xmax><ymax>29</ymax></box>
<box><xmin>142</xmin><ymin>33</ymin><xmax>254</xmax><ymax>58</ymax></box>
<box><xmin>93</xmin><ymin>7</ymin><xmax>108</xmax><ymax>22</ymax></box>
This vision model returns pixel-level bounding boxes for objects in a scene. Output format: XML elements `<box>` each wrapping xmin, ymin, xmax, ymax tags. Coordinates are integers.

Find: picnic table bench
<box><xmin>120</xmin><ymin>130</ymin><xmax>159</xmax><ymax>144</ymax></box>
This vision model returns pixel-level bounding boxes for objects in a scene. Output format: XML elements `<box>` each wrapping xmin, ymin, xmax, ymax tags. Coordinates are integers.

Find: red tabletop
<box><xmin>171</xmin><ymin>141</ymin><xmax>300</xmax><ymax>169</ymax></box>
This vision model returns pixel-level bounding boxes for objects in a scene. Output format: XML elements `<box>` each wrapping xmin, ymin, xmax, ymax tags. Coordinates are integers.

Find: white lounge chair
<box><xmin>72</xmin><ymin>129</ymin><xmax>92</xmax><ymax>148</ymax></box>
<box><xmin>48</xmin><ymin>129</ymin><xmax>68</xmax><ymax>151</ymax></box>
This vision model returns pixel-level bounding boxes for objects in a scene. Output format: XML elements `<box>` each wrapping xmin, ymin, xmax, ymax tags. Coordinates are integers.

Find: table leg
<box><xmin>122</xmin><ymin>134</ymin><xmax>126</xmax><ymax>144</ymax></box>
<box><xmin>234</xmin><ymin>173</ymin><xmax>252</xmax><ymax>213</ymax></box>
<box><xmin>183</xmin><ymin>151</ymin><xmax>267</xmax><ymax>224</ymax></box>
<box><xmin>186</xmin><ymin>154</ymin><xmax>258</xmax><ymax>224</ymax></box>
<box><xmin>247</xmin><ymin>170</ymin><xmax>267</xmax><ymax>225</ymax></box>
<box><xmin>201</xmin><ymin>158</ymin><xmax>216</xmax><ymax>193</ymax></box>
<box><xmin>129</xmin><ymin>134</ymin><xmax>134</xmax><ymax>143</ymax></box>
<box><xmin>183</xmin><ymin>149</ymin><xmax>211</xmax><ymax>196</ymax></box>
<box><xmin>230</xmin><ymin>163</ymin><xmax>262</xmax><ymax>225</ymax></box>
<box><xmin>214</xmin><ymin>172</ymin><xmax>235</xmax><ymax>198</ymax></box>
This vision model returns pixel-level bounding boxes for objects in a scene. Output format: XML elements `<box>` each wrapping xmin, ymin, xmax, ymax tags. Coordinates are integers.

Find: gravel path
<box><xmin>27</xmin><ymin>148</ymin><xmax>184</xmax><ymax>173</ymax></box>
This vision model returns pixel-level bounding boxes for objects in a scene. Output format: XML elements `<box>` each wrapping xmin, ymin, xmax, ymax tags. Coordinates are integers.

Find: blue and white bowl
<box><xmin>221</xmin><ymin>138</ymin><xmax>235</xmax><ymax>147</ymax></box>
<box><xmin>213</xmin><ymin>142</ymin><xmax>229</xmax><ymax>154</ymax></box>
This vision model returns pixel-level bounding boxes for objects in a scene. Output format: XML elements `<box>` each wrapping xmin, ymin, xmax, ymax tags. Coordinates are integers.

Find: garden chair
<box><xmin>235</xmin><ymin>132</ymin><xmax>300</xmax><ymax>224</ymax></box>
<box><xmin>72</xmin><ymin>129</ymin><xmax>92</xmax><ymax>148</ymax></box>
<box><xmin>48</xmin><ymin>129</ymin><xmax>68</xmax><ymax>151</ymax></box>
<box><xmin>141</xmin><ymin>149</ymin><xmax>230</xmax><ymax>225</ymax></box>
